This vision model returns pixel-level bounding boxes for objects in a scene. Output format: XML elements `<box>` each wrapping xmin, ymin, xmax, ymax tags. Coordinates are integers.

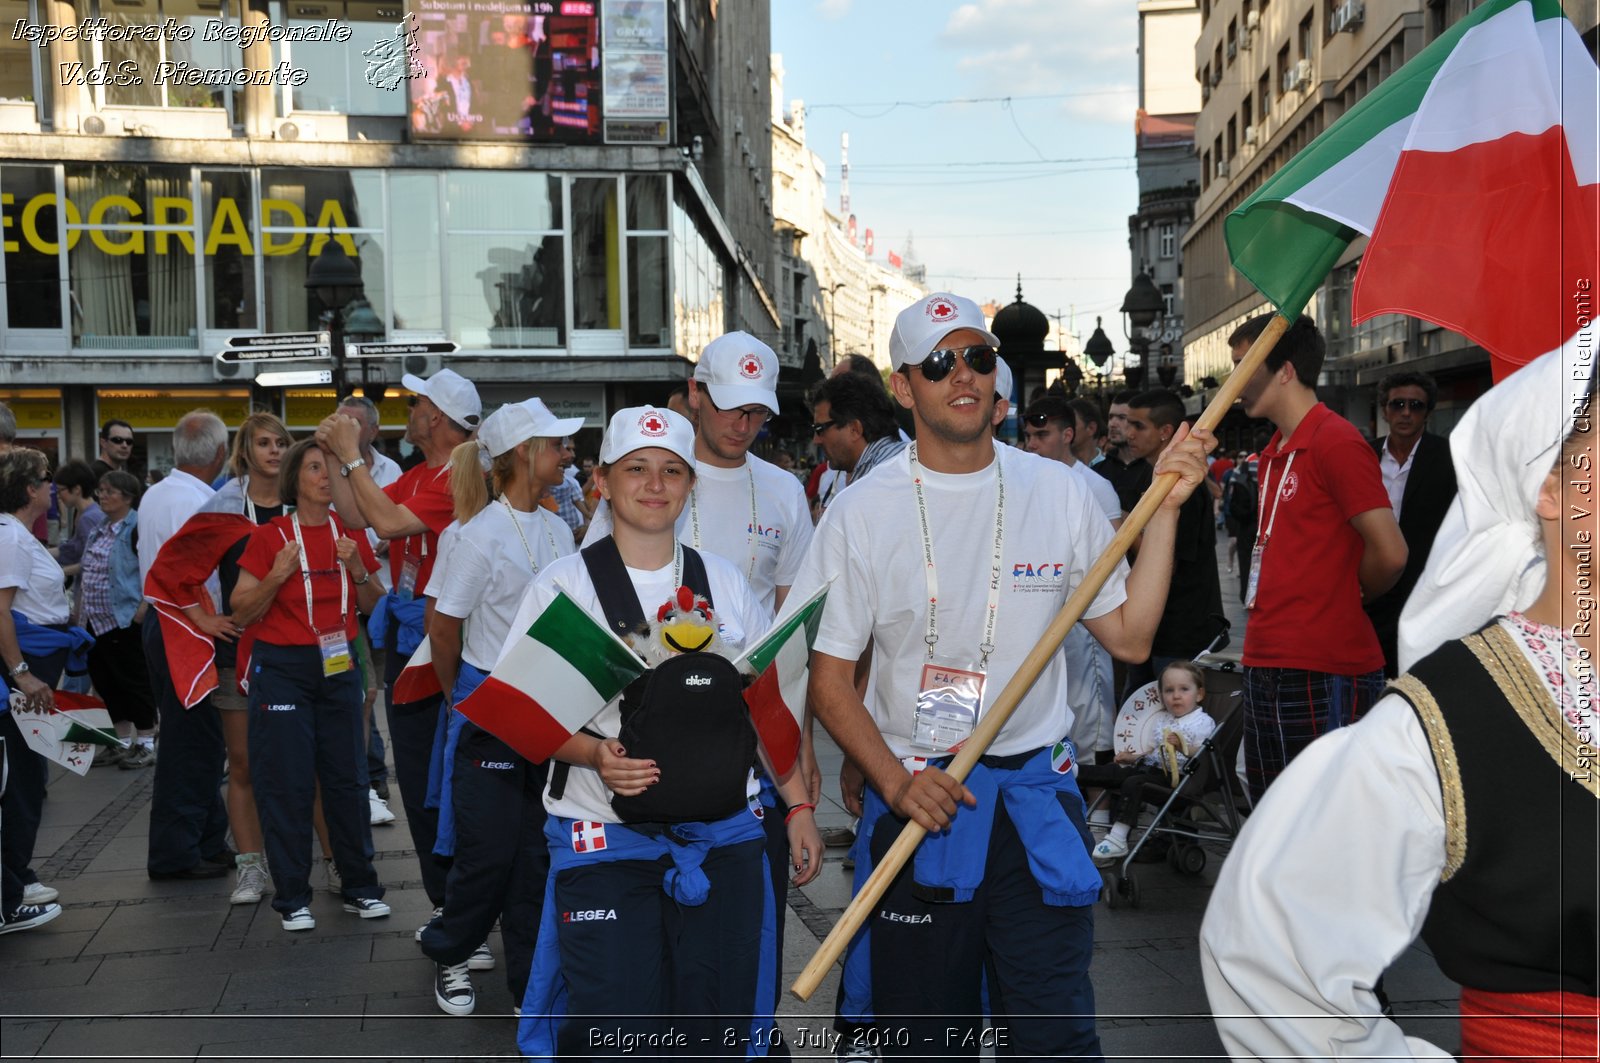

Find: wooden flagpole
<box><xmin>790</xmin><ymin>313</ymin><xmax>1290</xmax><ymax>1001</ymax></box>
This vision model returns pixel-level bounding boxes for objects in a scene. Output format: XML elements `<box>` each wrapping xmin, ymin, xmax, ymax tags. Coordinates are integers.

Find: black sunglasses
<box><xmin>1386</xmin><ymin>398</ymin><xmax>1428</xmax><ymax>413</ymax></box>
<box><xmin>1022</xmin><ymin>413</ymin><xmax>1056</xmax><ymax>428</ymax></box>
<box><xmin>811</xmin><ymin>420</ymin><xmax>840</xmax><ymax>435</ymax></box>
<box><xmin>916</xmin><ymin>345</ymin><xmax>998</xmax><ymax>382</ymax></box>
<box><xmin>106</xmin><ymin>435</ymin><xmax>133</xmax><ymax>445</ymax></box>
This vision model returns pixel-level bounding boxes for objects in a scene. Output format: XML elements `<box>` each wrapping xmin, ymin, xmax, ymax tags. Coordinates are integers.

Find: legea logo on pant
<box><xmin>265</xmin><ymin>703</ymin><xmax>297</xmax><ymax>712</ymax></box>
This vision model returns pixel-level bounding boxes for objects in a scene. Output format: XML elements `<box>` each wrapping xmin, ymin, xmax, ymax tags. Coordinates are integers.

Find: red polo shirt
<box><xmin>238</xmin><ymin>515</ymin><xmax>379</xmax><ymax>646</ymax></box>
<box><xmin>382</xmin><ymin>462</ymin><xmax>455</xmax><ymax>594</ymax></box>
<box><xmin>1243</xmin><ymin>402</ymin><xmax>1392</xmax><ymax>675</ymax></box>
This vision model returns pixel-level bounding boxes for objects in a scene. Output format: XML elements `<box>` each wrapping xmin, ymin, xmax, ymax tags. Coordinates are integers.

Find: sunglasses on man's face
<box><xmin>915</xmin><ymin>344</ymin><xmax>998</xmax><ymax>383</ymax></box>
<box><xmin>106</xmin><ymin>435</ymin><xmax>133</xmax><ymax>445</ymax></box>
<box><xmin>811</xmin><ymin>420</ymin><xmax>840</xmax><ymax>436</ymax></box>
<box><xmin>1386</xmin><ymin>398</ymin><xmax>1428</xmax><ymax>413</ymax></box>
<box><xmin>1023</xmin><ymin>413</ymin><xmax>1057</xmax><ymax>428</ymax></box>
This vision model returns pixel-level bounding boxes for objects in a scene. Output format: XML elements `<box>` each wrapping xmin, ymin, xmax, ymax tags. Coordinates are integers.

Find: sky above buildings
<box><xmin>771</xmin><ymin>0</ymin><xmax>1161</xmax><ymax>353</ymax></box>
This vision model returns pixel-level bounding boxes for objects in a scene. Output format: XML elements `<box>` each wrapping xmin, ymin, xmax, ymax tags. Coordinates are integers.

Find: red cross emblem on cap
<box><xmin>738</xmin><ymin>354</ymin><xmax>763</xmax><ymax>379</ymax></box>
<box><xmin>639</xmin><ymin>411</ymin><xmax>668</xmax><ymax>437</ymax></box>
<box><xmin>927</xmin><ymin>298</ymin><xmax>957</xmax><ymax>321</ymax></box>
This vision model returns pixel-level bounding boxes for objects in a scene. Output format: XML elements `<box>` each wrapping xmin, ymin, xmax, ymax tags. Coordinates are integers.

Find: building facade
<box><xmin>1181</xmin><ymin>0</ymin><xmax>1599</xmax><ymax>434</ymax></box>
<box><xmin>0</xmin><ymin>0</ymin><xmax>779</xmax><ymax>468</ymax></box>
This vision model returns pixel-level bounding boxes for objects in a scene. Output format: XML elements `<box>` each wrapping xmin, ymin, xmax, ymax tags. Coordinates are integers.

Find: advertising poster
<box><xmin>600</xmin><ymin>0</ymin><xmax>668</xmax><ymax>143</ymax></box>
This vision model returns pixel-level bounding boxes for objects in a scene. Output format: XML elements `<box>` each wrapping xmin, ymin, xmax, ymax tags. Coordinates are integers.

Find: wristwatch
<box><xmin>339</xmin><ymin>457</ymin><xmax>367</xmax><ymax>478</ymax></box>
<box><xmin>8</xmin><ymin>660</ymin><xmax>29</xmax><ymax>678</ymax></box>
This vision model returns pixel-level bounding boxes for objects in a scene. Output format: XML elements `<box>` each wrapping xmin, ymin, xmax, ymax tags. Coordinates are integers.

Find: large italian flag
<box><xmin>734</xmin><ymin>585</ymin><xmax>828</xmax><ymax>775</ymax></box>
<box><xmin>454</xmin><ymin>590</ymin><xmax>646</xmax><ymax>764</ymax></box>
<box><xmin>1227</xmin><ymin>0</ymin><xmax>1597</xmax><ymax>379</ymax></box>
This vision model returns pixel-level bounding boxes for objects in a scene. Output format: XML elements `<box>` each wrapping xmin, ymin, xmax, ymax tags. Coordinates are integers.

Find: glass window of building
<box><xmin>277</xmin><ymin>0</ymin><xmax>407</xmax><ymax>116</ymax></box>
<box><xmin>571</xmin><ymin>177</ymin><xmax>619</xmax><ymax>332</ymax></box>
<box><xmin>95</xmin><ymin>0</ymin><xmax>241</xmax><ymax>111</ymax></box>
<box><xmin>2</xmin><ymin>165</ymin><xmax>64</xmax><ymax>329</ymax></box>
<box><xmin>625</xmin><ymin>174</ymin><xmax>668</xmax><ymax>348</ymax></box>
<box><xmin>64</xmin><ymin>163</ymin><xmax>197</xmax><ymax>348</ymax></box>
<box><xmin>670</xmin><ymin>189</ymin><xmax>724</xmax><ymax>360</ymax></box>
<box><xmin>389</xmin><ymin>172</ymin><xmax>442</xmax><ymax>331</ymax></box>
<box><xmin>1</xmin><ymin>1</ymin><xmax>40</xmax><ymax>104</ymax></box>
<box><xmin>260</xmin><ymin>168</ymin><xmax>386</xmax><ymax>332</ymax></box>
<box><xmin>199</xmin><ymin>169</ymin><xmax>256</xmax><ymax>331</ymax></box>
<box><xmin>445</xmin><ymin>172</ymin><xmax>564</xmax><ymax>349</ymax></box>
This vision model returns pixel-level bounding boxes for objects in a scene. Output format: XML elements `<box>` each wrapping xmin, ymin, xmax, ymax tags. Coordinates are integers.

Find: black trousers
<box><xmin>383</xmin><ymin>626</ymin><xmax>447</xmax><ymax>906</ymax></box>
<box><xmin>1</xmin><ymin>647</ymin><xmax>66</xmax><ymax>913</ymax></box>
<box><xmin>141</xmin><ymin>613</ymin><xmax>229</xmax><ymax>875</ymax></box>
<box><xmin>420</xmin><ymin>720</ymin><xmax>548</xmax><ymax>1002</ymax></box>
<box><xmin>86</xmin><ymin>623</ymin><xmax>157</xmax><ymax>730</ymax></box>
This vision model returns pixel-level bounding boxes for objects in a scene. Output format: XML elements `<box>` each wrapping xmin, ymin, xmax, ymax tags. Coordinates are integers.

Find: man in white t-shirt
<box><xmin>137</xmin><ymin>411</ymin><xmax>236</xmax><ymax>882</ymax></box>
<box><xmin>793</xmin><ymin>292</ymin><xmax>1212</xmax><ymax>1059</ymax></box>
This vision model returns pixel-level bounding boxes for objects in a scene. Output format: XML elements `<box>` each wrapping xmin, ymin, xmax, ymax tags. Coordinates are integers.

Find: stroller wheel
<box><xmin>1122</xmin><ymin>873</ymin><xmax>1142</xmax><ymax>908</ymax></box>
<box><xmin>1176</xmin><ymin>843</ymin><xmax>1207</xmax><ymax>876</ymax></box>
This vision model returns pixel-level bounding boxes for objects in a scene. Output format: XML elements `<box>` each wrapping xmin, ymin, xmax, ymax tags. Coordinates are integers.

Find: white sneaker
<box><xmin>415</xmin><ymin>905</ymin><xmax>443</xmax><ymax>943</ymax></box>
<box><xmin>0</xmin><ymin>902</ymin><xmax>62</xmax><ymax>935</ymax></box>
<box><xmin>229</xmin><ymin>861</ymin><xmax>270</xmax><ymax>905</ymax></box>
<box><xmin>1091</xmin><ymin>836</ymin><xmax>1129</xmax><ymax>867</ymax></box>
<box><xmin>467</xmin><ymin>940</ymin><xmax>495</xmax><ymax>971</ymax></box>
<box><xmin>434</xmin><ymin>961</ymin><xmax>475</xmax><ymax>1016</ymax></box>
<box><xmin>343</xmin><ymin>897</ymin><xmax>391</xmax><ymax>919</ymax></box>
<box><xmin>369</xmin><ymin>788</ymin><xmax>396</xmax><ymax>825</ymax></box>
<box><xmin>281</xmin><ymin>906</ymin><xmax>315</xmax><ymax>931</ymax></box>
<box><xmin>319</xmin><ymin>859</ymin><xmax>343</xmax><ymax>896</ymax></box>
<box><xmin>21</xmin><ymin>882</ymin><xmax>58</xmax><ymax>905</ymax></box>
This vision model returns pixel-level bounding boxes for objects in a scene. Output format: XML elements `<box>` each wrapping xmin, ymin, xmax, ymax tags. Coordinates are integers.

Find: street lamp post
<box><xmin>826</xmin><ymin>282</ymin><xmax>846</xmax><ymax>368</ymax></box>
<box><xmin>304</xmin><ymin>239</ymin><xmax>365</xmax><ymax>399</ymax></box>
<box><xmin>1083</xmin><ymin>316</ymin><xmax>1115</xmax><ymax>401</ymax></box>
<box><xmin>1119</xmin><ymin>272</ymin><xmax>1164</xmax><ymax>390</ymax></box>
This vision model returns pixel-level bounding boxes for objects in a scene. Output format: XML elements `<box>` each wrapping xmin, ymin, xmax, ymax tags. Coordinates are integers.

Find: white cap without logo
<box><xmin>400</xmin><ymin>368</ymin><xmax>482</xmax><ymax>428</ymax></box>
<box><xmin>598</xmin><ymin>406</ymin><xmax>697</xmax><ymax>469</ymax></box>
<box><xmin>889</xmin><ymin>292</ymin><xmax>1001</xmax><ymax>370</ymax></box>
<box><xmin>693</xmin><ymin>331</ymin><xmax>781</xmax><ymax>413</ymax></box>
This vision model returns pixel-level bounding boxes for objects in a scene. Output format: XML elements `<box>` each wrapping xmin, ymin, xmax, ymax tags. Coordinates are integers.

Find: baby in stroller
<box><xmin>1080</xmin><ymin>661</ymin><xmax>1218</xmax><ymax>866</ymax></box>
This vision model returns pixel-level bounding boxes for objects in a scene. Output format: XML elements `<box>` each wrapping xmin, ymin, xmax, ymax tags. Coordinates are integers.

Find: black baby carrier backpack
<box><xmin>579</xmin><ymin>538</ymin><xmax>757</xmax><ymax>824</ymax></box>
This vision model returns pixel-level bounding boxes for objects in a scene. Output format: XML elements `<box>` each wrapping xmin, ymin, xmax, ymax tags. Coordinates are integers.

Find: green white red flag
<box><xmin>1227</xmin><ymin>0</ymin><xmax>1597</xmax><ymax>380</ymax></box>
<box><xmin>734</xmin><ymin>586</ymin><xmax>828</xmax><ymax>775</ymax></box>
<box><xmin>455</xmin><ymin>590</ymin><xmax>646</xmax><ymax>764</ymax></box>
<box><xmin>8</xmin><ymin>691</ymin><xmax>123</xmax><ymax>776</ymax></box>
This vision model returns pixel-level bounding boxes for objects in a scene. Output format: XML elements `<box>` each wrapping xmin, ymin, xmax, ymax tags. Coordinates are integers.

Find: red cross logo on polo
<box><xmin>927</xmin><ymin>297</ymin><xmax>957</xmax><ymax>321</ymax></box>
<box><xmin>738</xmin><ymin>354</ymin><xmax>763</xmax><ymax>379</ymax></box>
<box><xmin>639</xmin><ymin>411</ymin><xmax>668</xmax><ymax>437</ymax></box>
<box><xmin>571</xmin><ymin>820</ymin><xmax>608</xmax><ymax>852</ymax></box>
<box><xmin>1280</xmin><ymin>471</ymin><xmax>1300</xmax><ymax>502</ymax></box>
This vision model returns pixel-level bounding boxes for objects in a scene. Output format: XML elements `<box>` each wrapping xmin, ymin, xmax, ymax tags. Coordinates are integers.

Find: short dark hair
<box><xmin>278</xmin><ymin>438</ymin><xmax>324</xmax><ymax>508</ymax></box>
<box><xmin>0</xmin><ymin>447</ymin><xmax>49</xmax><ymax>513</ymax></box>
<box><xmin>53</xmin><ymin>459</ymin><xmax>98</xmax><ymax>495</ymax></box>
<box><xmin>1227</xmin><ymin>313</ymin><xmax>1325</xmax><ymax>387</ymax></box>
<box><xmin>97</xmin><ymin>469</ymin><xmax>142</xmax><ymax>506</ymax></box>
<box><xmin>1377</xmin><ymin>370</ymin><xmax>1438</xmax><ymax>409</ymax></box>
<box><xmin>836</xmin><ymin>353</ymin><xmax>883</xmax><ymax>382</ymax></box>
<box><xmin>99</xmin><ymin>418</ymin><xmax>133</xmax><ymax>440</ymax></box>
<box><xmin>1067</xmin><ymin>398</ymin><xmax>1105</xmax><ymax>440</ymax></box>
<box><xmin>666</xmin><ymin>381</ymin><xmax>691</xmax><ymax>402</ymax></box>
<box><xmin>1128</xmin><ymin>389</ymin><xmax>1186</xmax><ymax>430</ymax></box>
<box><xmin>811</xmin><ymin>372</ymin><xmax>897</xmax><ymax>444</ymax></box>
<box><xmin>1022</xmin><ymin>396</ymin><xmax>1073</xmax><ymax>428</ymax></box>
<box><xmin>1109</xmin><ymin>389</ymin><xmax>1137</xmax><ymax>407</ymax></box>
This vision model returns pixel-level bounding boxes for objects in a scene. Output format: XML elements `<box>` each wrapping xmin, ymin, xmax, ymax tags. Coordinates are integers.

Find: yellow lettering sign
<box><xmin>203</xmin><ymin>197</ymin><xmax>254</xmax><ymax>256</ymax></box>
<box><xmin>88</xmin><ymin>195</ymin><xmax>145</xmax><ymax>256</ymax></box>
<box><xmin>152</xmin><ymin>198</ymin><xmax>196</xmax><ymax>255</ymax></box>
<box><xmin>2</xmin><ymin>192</ymin><xmax>14</xmax><ymax>253</ymax></box>
<box><xmin>309</xmin><ymin>201</ymin><xmax>358</xmax><ymax>257</ymax></box>
<box><xmin>21</xmin><ymin>193</ymin><xmax>81</xmax><ymax>254</ymax></box>
<box><xmin>261</xmin><ymin>199</ymin><xmax>308</xmax><ymax>256</ymax></box>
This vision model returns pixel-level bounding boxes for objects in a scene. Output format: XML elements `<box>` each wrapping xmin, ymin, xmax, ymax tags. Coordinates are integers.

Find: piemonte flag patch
<box><xmin>1050</xmin><ymin>740</ymin><xmax>1075</xmax><ymax>775</ymax></box>
<box><xmin>571</xmin><ymin>821</ymin><xmax>608</xmax><ymax>853</ymax></box>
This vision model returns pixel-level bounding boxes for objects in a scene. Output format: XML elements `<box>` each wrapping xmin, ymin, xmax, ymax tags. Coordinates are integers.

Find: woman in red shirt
<box><xmin>231</xmin><ymin>440</ymin><xmax>386</xmax><ymax>932</ymax></box>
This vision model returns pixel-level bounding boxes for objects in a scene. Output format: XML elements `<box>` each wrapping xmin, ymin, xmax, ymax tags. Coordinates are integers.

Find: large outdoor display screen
<box><xmin>408</xmin><ymin>0</ymin><xmax>603</xmax><ymax>142</ymax></box>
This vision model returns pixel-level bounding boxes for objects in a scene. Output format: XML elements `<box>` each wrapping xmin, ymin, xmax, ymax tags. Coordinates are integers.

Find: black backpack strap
<box><xmin>581</xmin><ymin>536</ymin><xmax>648</xmax><ymax>637</ymax></box>
<box><xmin>678</xmin><ymin>546</ymin><xmax>715</xmax><ymax>612</ymax></box>
<box><xmin>547</xmin><ymin>726</ymin><xmax>606</xmax><ymax>801</ymax></box>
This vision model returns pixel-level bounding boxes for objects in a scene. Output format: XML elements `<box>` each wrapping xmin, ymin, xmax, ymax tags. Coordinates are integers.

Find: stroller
<box><xmin>1089</xmin><ymin>634</ymin><xmax>1253</xmax><ymax>909</ymax></box>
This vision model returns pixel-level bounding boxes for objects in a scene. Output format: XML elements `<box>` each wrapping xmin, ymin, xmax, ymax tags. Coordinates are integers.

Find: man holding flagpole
<box><xmin>794</xmin><ymin>293</ymin><xmax>1212</xmax><ymax>1059</ymax></box>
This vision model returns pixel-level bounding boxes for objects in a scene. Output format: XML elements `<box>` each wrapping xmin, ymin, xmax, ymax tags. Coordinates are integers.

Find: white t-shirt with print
<box><xmin>0</xmin><ymin>514</ymin><xmax>70</xmax><ymax>625</ymax></box>
<box><xmin>582</xmin><ymin>452</ymin><xmax>812</xmax><ymax>618</ymax></box>
<box><xmin>430</xmin><ymin>502</ymin><xmax>576</xmax><ymax>673</ymax></box>
<box><xmin>789</xmin><ymin>442</ymin><xmax>1129</xmax><ymax>760</ymax></box>
<box><xmin>497</xmin><ymin>547</ymin><xmax>768</xmax><ymax>824</ymax></box>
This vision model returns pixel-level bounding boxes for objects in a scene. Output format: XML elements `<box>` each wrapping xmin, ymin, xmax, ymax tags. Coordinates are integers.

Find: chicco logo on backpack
<box><xmin>684</xmin><ymin>674</ymin><xmax>712</xmax><ymax>687</ymax></box>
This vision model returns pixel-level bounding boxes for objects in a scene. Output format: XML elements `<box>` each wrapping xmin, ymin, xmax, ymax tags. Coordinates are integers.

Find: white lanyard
<box><xmin>1256</xmin><ymin>451</ymin><xmax>1297</xmax><ymax>546</ymax></box>
<box><xmin>291</xmin><ymin>514</ymin><xmax>348</xmax><ymax>635</ymax></box>
<box><xmin>403</xmin><ymin>463</ymin><xmax>451</xmax><ymax>564</ymax></box>
<box><xmin>242</xmin><ymin>474</ymin><xmax>257</xmax><ymax>525</ymax></box>
<box><xmin>688</xmin><ymin>463</ymin><xmax>759</xmax><ymax>581</ymax></box>
<box><xmin>908</xmin><ymin>443</ymin><xmax>1006</xmax><ymax>668</ymax></box>
<box><xmin>499</xmin><ymin>496</ymin><xmax>560</xmax><ymax>575</ymax></box>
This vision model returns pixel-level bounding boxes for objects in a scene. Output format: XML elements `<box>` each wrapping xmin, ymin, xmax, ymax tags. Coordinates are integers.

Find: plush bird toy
<box><xmin>625</xmin><ymin>586</ymin><xmax>732</xmax><ymax>666</ymax></box>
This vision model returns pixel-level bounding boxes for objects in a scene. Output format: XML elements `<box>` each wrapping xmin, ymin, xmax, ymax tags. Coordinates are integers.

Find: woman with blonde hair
<box><xmin>419</xmin><ymin>398</ymin><xmax>581</xmax><ymax>1016</ymax></box>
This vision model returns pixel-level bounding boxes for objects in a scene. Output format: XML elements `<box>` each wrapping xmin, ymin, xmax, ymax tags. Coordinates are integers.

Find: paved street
<box><xmin>2</xmin><ymin>543</ymin><xmax>1462</xmax><ymax>1060</ymax></box>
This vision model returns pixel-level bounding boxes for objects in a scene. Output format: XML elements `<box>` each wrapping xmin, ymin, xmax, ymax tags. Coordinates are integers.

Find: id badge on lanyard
<box><xmin>905</xmin><ymin>444</ymin><xmax>1005</xmax><ymax>755</ymax></box>
<box><xmin>294</xmin><ymin>514</ymin><xmax>352</xmax><ymax>675</ymax></box>
<box><xmin>319</xmin><ymin>629</ymin><xmax>353</xmax><ymax>677</ymax></box>
<box><xmin>1246</xmin><ymin>452</ymin><xmax>1295</xmax><ymax>612</ymax></box>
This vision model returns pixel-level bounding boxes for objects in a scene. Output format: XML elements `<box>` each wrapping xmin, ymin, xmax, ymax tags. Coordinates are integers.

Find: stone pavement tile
<box><xmin>1086</xmin><ymin>947</ymin><xmax>1187</xmax><ymax>1016</ymax></box>
<box><xmin>90</xmin><ymin>936</ymin><xmax>373</xmax><ymax>984</ymax></box>
<box><xmin>0</xmin><ymin>954</ymin><xmax>102</xmax><ymax>990</ymax></box>
<box><xmin>40</xmin><ymin>872</ymin><xmax>219</xmax><ymax>906</ymax></box>
<box><xmin>1385</xmin><ymin>943</ymin><xmax>1458</xmax><ymax>1002</ymax></box>
<box><xmin>80</xmin><ymin>834</ymin><xmax>150</xmax><ymax>873</ymax></box>
<box><xmin>1394</xmin><ymin>1010</ymin><xmax>1460</xmax><ymax>1053</ymax></box>
<box><xmin>218</xmin><ymin>956</ymin><xmax>426</xmax><ymax>1009</ymax></box>
<box><xmin>80</xmin><ymin>897</ymin><xmax>230</xmax><ymax>956</ymax></box>
<box><xmin>4</xmin><ymin>970</ymin><xmax>226</xmax><ymax>1018</ymax></box>
<box><xmin>353</xmin><ymin>1001</ymin><xmax>519</xmax><ymax>1056</ymax></box>
<box><xmin>794</xmin><ymin>863</ymin><xmax>856</xmax><ymax>911</ymax></box>
<box><xmin>0</xmin><ymin>927</ymin><xmax>96</xmax><ymax>964</ymax></box>
<box><xmin>0</xmin><ymin>1019</ymin><xmax>57</xmax><ymax>1056</ymax></box>
<box><xmin>1098</xmin><ymin>1016</ymin><xmax>1226</xmax><ymax>1061</ymax></box>
<box><xmin>28</xmin><ymin>1016</ymin><xmax>292</xmax><ymax>1062</ymax></box>
<box><xmin>30</xmin><ymin>824</ymin><xmax>76</xmax><ymax>861</ymax></box>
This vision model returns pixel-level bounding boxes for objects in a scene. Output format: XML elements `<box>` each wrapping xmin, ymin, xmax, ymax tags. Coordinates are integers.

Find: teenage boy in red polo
<box><xmin>1227</xmin><ymin>314</ymin><xmax>1408</xmax><ymax>801</ymax></box>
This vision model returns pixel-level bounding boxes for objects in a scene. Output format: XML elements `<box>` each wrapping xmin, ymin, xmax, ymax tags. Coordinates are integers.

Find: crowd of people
<box><xmin>0</xmin><ymin>291</ymin><xmax>1590</xmax><ymax>1061</ymax></box>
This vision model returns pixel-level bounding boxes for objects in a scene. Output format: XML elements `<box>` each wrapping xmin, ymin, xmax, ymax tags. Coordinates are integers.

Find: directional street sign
<box><xmin>226</xmin><ymin>331</ymin><xmax>330</xmax><ymax>349</ymax></box>
<box><xmin>345</xmin><ymin>341</ymin><xmax>460</xmax><ymax>359</ymax></box>
<box><xmin>215</xmin><ymin>345</ymin><xmax>331</xmax><ymax>364</ymax></box>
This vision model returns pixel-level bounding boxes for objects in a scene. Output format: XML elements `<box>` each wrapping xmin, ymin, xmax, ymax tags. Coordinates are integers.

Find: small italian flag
<box><xmin>1227</xmin><ymin>0</ymin><xmax>1596</xmax><ymax>380</ymax></box>
<box><xmin>735</xmin><ymin>585</ymin><xmax>829</xmax><ymax>775</ymax></box>
<box><xmin>392</xmin><ymin>640</ymin><xmax>444</xmax><ymax>704</ymax></box>
<box><xmin>455</xmin><ymin>590</ymin><xmax>646</xmax><ymax>764</ymax></box>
